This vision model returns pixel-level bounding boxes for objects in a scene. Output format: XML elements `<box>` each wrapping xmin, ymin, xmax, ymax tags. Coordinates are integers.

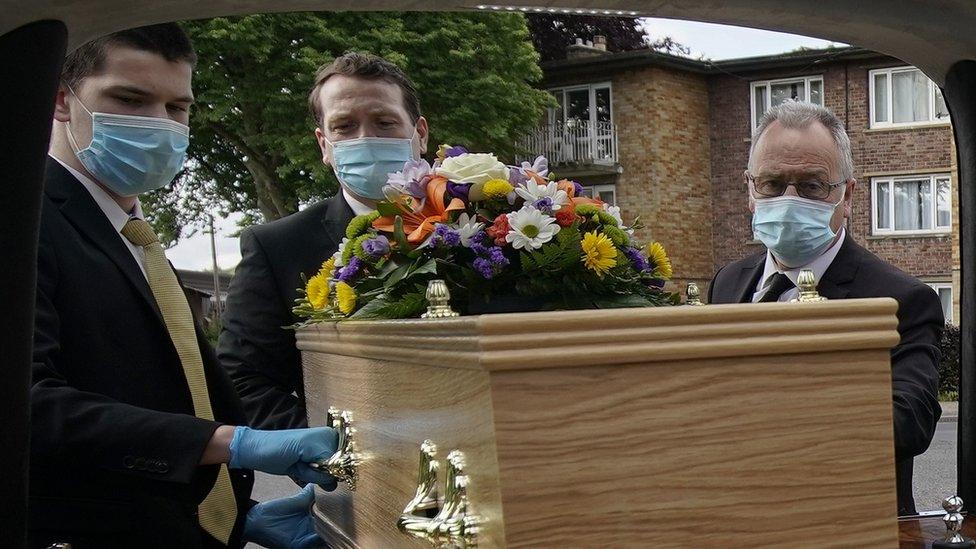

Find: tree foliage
<box><xmin>146</xmin><ymin>12</ymin><xmax>552</xmax><ymax>245</ymax></box>
<box><xmin>525</xmin><ymin>14</ymin><xmax>690</xmax><ymax>62</ymax></box>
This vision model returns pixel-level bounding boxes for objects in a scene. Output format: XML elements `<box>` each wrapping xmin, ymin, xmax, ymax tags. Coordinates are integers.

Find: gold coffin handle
<box><xmin>310</xmin><ymin>407</ymin><xmax>360</xmax><ymax>490</ymax></box>
<box><xmin>398</xmin><ymin>442</ymin><xmax>480</xmax><ymax>547</ymax></box>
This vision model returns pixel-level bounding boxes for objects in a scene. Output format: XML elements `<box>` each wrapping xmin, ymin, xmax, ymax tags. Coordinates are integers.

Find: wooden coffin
<box><xmin>297</xmin><ymin>298</ymin><xmax>902</xmax><ymax>548</ymax></box>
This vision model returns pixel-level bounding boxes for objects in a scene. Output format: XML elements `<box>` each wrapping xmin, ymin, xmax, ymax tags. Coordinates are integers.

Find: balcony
<box><xmin>517</xmin><ymin>121</ymin><xmax>618</xmax><ymax>169</ymax></box>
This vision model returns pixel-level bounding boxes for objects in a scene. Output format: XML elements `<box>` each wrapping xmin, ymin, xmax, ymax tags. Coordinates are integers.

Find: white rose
<box><xmin>436</xmin><ymin>153</ymin><xmax>509</xmax><ymax>186</ymax></box>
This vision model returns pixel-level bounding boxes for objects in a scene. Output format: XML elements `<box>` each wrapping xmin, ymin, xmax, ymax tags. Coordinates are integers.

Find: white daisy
<box><xmin>505</xmin><ymin>206</ymin><xmax>560</xmax><ymax>250</ymax></box>
<box><xmin>603</xmin><ymin>204</ymin><xmax>635</xmax><ymax>235</ymax></box>
<box><xmin>334</xmin><ymin>237</ymin><xmax>350</xmax><ymax>267</ymax></box>
<box><xmin>456</xmin><ymin>213</ymin><xmax>485</xmax><ymax>248</ymax></box>
<box><xmin>514</xmin><ymin>181</ymin><xmax>569</xmax><ymax>211</ymax></box>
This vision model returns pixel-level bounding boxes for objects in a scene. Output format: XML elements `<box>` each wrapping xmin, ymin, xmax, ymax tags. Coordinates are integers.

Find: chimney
<box><xmin>566</xmin><ymin>35</ymin><xmax>612</xmax><ymax>59</ymax></box>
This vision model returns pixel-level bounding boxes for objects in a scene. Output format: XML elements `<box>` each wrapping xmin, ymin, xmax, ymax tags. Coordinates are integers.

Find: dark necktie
<box><xmin>757</xmin><ymin>272</ymin><xmax>795</xmax><ymax>303</ymax></box>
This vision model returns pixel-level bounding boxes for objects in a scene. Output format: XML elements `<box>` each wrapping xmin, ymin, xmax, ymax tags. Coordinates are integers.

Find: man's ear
<box><xmin>314</xmin><ymin>127</ymin><xmax>331</xmax><ymax>167</ymax></box>
<box><xmin>415</xmin><ymin>116</ymin><xmax>429</xmax><ymax>155</ymax></box>
<box><xmin>844</xmin><ymin>178</ymin><xmax>857</xmax><ymax>217</ymax></box>
<box><xmin>54</xmin><ymin>86</ymin><xmax>71</xmax><ymax>123</ymax></box>
<box><xmin>744</xmin><ymin>170</ymin><xmax>756</xmax><ymax>213</ymax></box>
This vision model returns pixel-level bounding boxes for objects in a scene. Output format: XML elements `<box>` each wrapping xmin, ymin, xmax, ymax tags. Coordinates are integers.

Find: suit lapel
<box><xmin>319</xmin><ymin>193</ymin><xmax>356</xmax><ymax>256</ymax></box>
<box><xmin>733</xmin><ymin>254</ymin><xmax>766</xmax><ymax>303</ymax></box>
<box><xmin>817</xmin><ymin>234</ymin><xmax>859</xmax><ymax>300</ymax></box>
<box><xmin>46</xmin><ymin>160</ymin><xmax>166</xmax><ymax>325</ymax></box>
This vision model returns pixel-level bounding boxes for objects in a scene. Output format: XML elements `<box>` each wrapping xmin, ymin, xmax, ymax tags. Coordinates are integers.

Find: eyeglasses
<box><xmin>747</xmin><ymin>173</ymin><xmax>847</xmax><ymax>200</ymax></box>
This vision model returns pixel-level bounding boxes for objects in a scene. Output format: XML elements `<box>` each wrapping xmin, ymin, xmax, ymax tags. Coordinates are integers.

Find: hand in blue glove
<box><xmin>229</xmin><ymin>426</ymin><xmax>338</xmax><ymax>489</ymax></box>
<box><xmin>244</xmin><ymin>484</ymin><xmax>325</xmax><ymax>549</ymax></box>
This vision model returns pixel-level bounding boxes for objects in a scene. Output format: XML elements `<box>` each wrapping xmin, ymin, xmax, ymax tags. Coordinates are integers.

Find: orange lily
<box><xmin>372</xmin><ymin>175</ymin><xmax>466</xmax><ymax>243</ymax></box>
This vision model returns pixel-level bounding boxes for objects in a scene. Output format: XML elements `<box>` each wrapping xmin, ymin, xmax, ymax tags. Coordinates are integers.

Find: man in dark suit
<box><xmin>708</xmin><ymin>101</ymin><xmax>943</xmax><ymax>516</ymax></box>
<box><xmin>219</xmin><ymin>52</ymin><xmax>429</xmax><ymax>430</ymax></box>
<box><xmin>32</xmin><ymin>24</ymin><xmax>337</xmax><ymax>548</ymax></box>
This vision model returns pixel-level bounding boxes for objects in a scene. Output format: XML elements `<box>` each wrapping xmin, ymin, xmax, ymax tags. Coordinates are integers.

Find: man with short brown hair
<box><xmin>219</xmin><ymin>52</ymin><xmax>429</xmax><ymax>430</ymax></box>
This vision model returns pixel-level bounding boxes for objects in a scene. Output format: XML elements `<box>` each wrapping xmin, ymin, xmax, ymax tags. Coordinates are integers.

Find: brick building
<box><xmin>521</xmin><ymin>41</ymin><xmax>958</xmax><ymax>321</ymax></box>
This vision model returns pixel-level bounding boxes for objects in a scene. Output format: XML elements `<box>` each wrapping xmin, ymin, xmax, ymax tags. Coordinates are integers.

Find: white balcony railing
<box><xmin>517</xmin><ymin>121</ymin><xmax>617</xmax><ymax>166</ymax></box>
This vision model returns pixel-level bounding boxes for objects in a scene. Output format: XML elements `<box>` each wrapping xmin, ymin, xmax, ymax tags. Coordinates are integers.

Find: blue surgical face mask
<box><xmin>325</xmin><ymin>130</ymin><xmax>417</xmax><ymax>200</ymax></box>
<box><xmin>752</xmin><ymin>193</ymin><xmax>844</xmax><ymax>268</ymax></box>
<box><xmin>66</xmin><ymin>89</ymin><xmax>190</xmax><ymax>197</ymax></box>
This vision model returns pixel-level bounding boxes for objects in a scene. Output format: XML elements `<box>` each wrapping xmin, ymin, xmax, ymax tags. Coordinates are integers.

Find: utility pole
<box><xmin>209</xmin><ymin>215</ymin><xmax>222</xmax><ymax>320</ymax></box>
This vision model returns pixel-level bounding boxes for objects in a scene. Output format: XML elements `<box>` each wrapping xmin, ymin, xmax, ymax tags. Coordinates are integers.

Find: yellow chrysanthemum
<box><xmin>335</xmin><ymin>281</ymin><xmax>357</xmax><ymax>315</ymax></box>
<box><xmin>581</xmin><ymin>231</ymin><xmax>618</xmax><ymax>276</ymax></box>
<box><xmin>320</xmin><ymin>257</ymin><xmax>337</xmax><ymax>278</ymax></box>
<box><xmin>648</xmin><ymin>242</ymin><xmax>673</xmax><ymax>279</ymax></box>
<box><xmin>306</xmin><ymin>272</ymin><xmax>331</xmax><ymax>310</ymax></box>
<box><xmin>482</xmin><ymin>178</ymin><xmax>514</xmax><ymax>200</ymax></box>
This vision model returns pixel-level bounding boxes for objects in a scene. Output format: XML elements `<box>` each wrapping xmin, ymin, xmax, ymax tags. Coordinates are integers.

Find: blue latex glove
<box><xmin>229</xmin><ymin>426</ymin><xmax>338</xmax><ymax>489</ymax></box>
<box><xmin>244</xmin><ymin>484</ymin><xmax>325</xmax><ymax>549</ymax></box>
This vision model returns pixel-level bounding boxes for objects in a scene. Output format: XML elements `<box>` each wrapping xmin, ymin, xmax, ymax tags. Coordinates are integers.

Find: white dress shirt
<box><xmin>751</xmin><ymin>227</ymin><xmax>846</xmax><ymax>303</ymax></box>
<box><xmin>342</xmin><ymin>188</ymin><xmax>376</xmax><ymax>217</ymax></box>
<box><xmin>51</xmin><ymin>155</ymin><xmax>148</xmax><ymax>279</ymax></box>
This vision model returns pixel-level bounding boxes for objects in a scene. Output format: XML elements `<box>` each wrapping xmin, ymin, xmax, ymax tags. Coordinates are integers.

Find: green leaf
<box><xmin>393</xmin><ymin>215</ymin><xmax>411</xmax><ymax>253</ymax></box>
<box><xmin>376</xmin><ymin>201</ymin><xmax>401</xmax><ymax>217</ymax></box>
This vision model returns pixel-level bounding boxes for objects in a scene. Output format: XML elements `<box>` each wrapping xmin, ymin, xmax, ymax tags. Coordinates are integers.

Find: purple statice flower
<box><xmin>520</xmin><ymin>155</ymin><xmax>549</xmax><ymax>178</ymax></box>
<box><xmin>362</xmin><ymin>235</ymin><xmax>390</xmax><ymax>259</ymax></box>
<box><xmin>336</xmin><ymin>256</ymin><xmax>363</xmax><ymax>283</ymax></box>
<box><xmin>572</xmin><ymin>181</ymin><xmax>584</xmax><ymax>197</ymax></box>
<box><xmin>647</xmin><ymin>278</ymin><xmax>666</xmax><ymax>290</ymax></box>
<box><xmin>623</xmin><ymin>246</ymin><xmax>650</xmax><ymax>272</ymax></box>
<box><xmin>445</xmin><ymin>145</ymin><xmax>468</xmax><ymax>158</ymax></box>
<box><xmin>472</xmin><ymin>245</ymin><xmax>510</xmax><ymax>279</ymax></box>
<box><xmin>468</xmin><ymin>231</ymin><xmax>490</xmax><ymax>256</ymax></box>
<box><xmin>533</xmin><ymin>197</ymin><xmax>554</xmax><ymax>215</ymax></box>
<box><xmin>431</xmin><ymin>224</ymin><xmax>461</xmax><ymax>248</ymax></box>
<box><xmin>446</xmin><ymin>181</ymin><xmax>471</xmax><ymax>201</ymax></box>
<box><xmin>386</xmin><ymin>159</ymin><xmax>434</xmax><ymax>200</ymax></box>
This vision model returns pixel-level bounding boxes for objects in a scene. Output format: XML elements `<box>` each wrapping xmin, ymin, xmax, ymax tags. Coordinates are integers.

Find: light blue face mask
<box><xmin>67</xmin><ymin>90</ymin><xmax>190</xmax><ymax>197</ymax></box>
<box><xmin>326</xmin><ymin>131</ymin><xmax>417</xmax><ymax>200</ymax></box>
<box><xmin>752</xmin><ymin>193</ymin><xmax>844</xmax><ymax>268</ymax></box>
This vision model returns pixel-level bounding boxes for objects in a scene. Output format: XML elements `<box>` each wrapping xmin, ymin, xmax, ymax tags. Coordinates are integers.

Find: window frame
<box><xmin>870</xmin><ymin>173</ymin><xmax>952</xmax><ymax>236</ymax></box>
<box><xmin>582</xmin><ymin>184</ymin><xmax>617</xmax><ymax>205</ymax></box>
<box><xmin>868</xmin><ymin>66</ymin><xmax>951</xmax><ymax>129</ymax></box>
<box><xmin>927</xmin><ymin>283</ymin><xmax>954</xmax><ymax>323</ymax></box>
<box><xmin>547</xmin><ymin>81</ymin><xmax>614</xmax><ymax>129</ymax></box>
<box><xmin>749</xmin><ymin>74</ymin><xmax>824</xmax><ymax>131</ymax></box>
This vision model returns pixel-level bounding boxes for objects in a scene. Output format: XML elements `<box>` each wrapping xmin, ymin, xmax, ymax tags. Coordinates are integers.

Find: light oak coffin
<box><xmin>298</xmin><ymin>298</ymin><xmax>902</xmax><ymax>548</ymax></box>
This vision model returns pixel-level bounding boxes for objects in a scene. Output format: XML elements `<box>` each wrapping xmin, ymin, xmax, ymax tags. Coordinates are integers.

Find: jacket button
<box><xmin>122</xmin><ymin>455</ymin><xmax>135</xmax><ymax>469</ymax></box>
<box><xmin>157</xmin><ymin>461</ymin><xmax>170</xmax><ymax>474</ymax></box>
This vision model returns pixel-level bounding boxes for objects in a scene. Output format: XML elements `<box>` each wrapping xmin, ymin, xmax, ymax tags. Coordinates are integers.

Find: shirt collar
<box><xmin>342</xmin><ymin>188</ymin><xmax>376</xmax><ymax>217</ymax></box>
<box><xmin>757</xmin><ymin>227</ymin><xmax>847</xmax><ymax>292</ymax></box>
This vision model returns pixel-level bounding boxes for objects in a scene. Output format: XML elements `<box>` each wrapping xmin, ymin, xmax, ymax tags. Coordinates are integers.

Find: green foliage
<box><xmin>145</xmin><ymin>12</ymin><xmax>552</xmax><ymax>241</ymax></box>
<box><xmin>939</xmin><ymin>323</ymin><xmax>960</xmax><ymax>396</ymax></box>
<box><xmin>346</xmin><ymin>212</ymin><xmax>380</xmax><ymax>239</ymax></box>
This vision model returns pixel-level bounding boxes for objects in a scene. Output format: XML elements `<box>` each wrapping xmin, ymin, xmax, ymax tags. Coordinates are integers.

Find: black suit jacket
<box><xmin>29</xmin><ymin>160</ymin><xmax>254</xmax><ymax>548</ymax></box>
<box><xmin>708</xmin><ymin>234</ymin><xmax>943</xmax><ymax>515</ymax></box>
<box><xmin>218</xmin><ymin>194</ymin><xmax>354</xmax><ymax>430</ymax></box>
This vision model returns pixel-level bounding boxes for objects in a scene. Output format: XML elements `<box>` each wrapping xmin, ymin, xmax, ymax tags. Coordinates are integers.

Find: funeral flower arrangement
<box><xmin>293</xmin><ymin>145</ymin><xmax>677</xmax><ymax>322</ymax></box>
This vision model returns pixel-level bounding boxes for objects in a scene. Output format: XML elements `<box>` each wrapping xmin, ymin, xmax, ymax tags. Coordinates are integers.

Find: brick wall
<box><xmin>613</xmin><ymin>66</ymin><xmax>714</xmax><ymax>292</ymax></box>
<box><xmin>707</xmin><ymin>56</ymin><xmax>956</xmax><ymax>305</ymax></box>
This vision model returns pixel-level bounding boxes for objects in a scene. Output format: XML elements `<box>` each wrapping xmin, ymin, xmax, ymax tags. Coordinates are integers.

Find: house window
<box><xmin>548</xmin><ymin>83</ymin><xmax>613</xmax><ymax>129</ymax></box>
<box><xmin>581</xmin><ymin>184</ymin><xmax>616</xmax><ymax>205</ymax></box>
<box><xmin>545</xmin><ymin>83</ymin><xmax>615</xmax><ymax>164</ymax></box>
<box><xmin>869</xmin><ymin>66</ymin><xmax>950</xmax><ymax>128</ymax></box>
<box><xmin>750</xmin><ymin>75</ymin><xmax>824</xmax><ymax>130</ymax></box>
<box><xmin>872</xmin><ymin>174</ymin><xmax>951</xmax><ymax>235</ymax></box>
<box><xmin>928</xmin><ymin>283</ymin><xmax>953</xmax><ymax>323</ymax></box>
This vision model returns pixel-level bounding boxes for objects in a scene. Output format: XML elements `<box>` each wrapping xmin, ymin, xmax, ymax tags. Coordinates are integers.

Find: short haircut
<box><xmin>61</xmin><ymin>23</ymin><xmax>197</xmax><ymax>90</ymax></box>
<box><xmin>748</xmin><ymin>101</ymin><xmax>855</xmax><ymax>181</ymax></box>
<box><xmin>308</xmin><ymin>51</ymin><xmax>422</xmax><ymax>128</ymax></box>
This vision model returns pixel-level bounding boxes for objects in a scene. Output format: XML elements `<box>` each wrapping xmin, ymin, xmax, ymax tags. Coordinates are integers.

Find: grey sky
<box><xmin>166</xmin><ymin>19</ymin><xmax>844</xmax><ymax>271</ymax></box>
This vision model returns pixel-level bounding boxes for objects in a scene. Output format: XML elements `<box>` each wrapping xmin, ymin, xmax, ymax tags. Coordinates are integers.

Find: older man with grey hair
<box><xmin>708</xmin><ymin>100</ymin><xmax>943</xmax><ymax>515</ymax></box>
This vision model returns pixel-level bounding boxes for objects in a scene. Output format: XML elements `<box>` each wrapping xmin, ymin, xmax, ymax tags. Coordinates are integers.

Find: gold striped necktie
<box><xmin>121</xmin><ymin>218</ymin><xmax>238</xmax><ymax>545</ymax></box>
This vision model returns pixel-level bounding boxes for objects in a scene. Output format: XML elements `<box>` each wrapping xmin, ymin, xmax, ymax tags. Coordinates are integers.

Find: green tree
<box><xmin>147</xmin><ymin>12</ymin><xmax>551</xmax><ymax>244</ymax></box>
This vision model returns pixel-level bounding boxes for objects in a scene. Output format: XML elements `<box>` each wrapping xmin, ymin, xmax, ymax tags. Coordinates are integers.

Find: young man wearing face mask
<box><xmin>708</xmin><ymin>101</ymin><xmax>943</xmax><ymax>516</ymax></box>
<box><xmin>218</xmin><ymin>52</ymin><xmax>429</xmax><ymax>430</ymax></box>
<box><xmin>34</xmin><ymin>24</ymin><xmax>339</xmax><ymax>548</ymax></box>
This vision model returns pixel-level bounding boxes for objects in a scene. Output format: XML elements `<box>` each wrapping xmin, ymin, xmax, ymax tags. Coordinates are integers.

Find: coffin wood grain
<box><xmin>299</xmin><ymin>298</ymin><xmax>902</xmax><ymax>547</ymax></box>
